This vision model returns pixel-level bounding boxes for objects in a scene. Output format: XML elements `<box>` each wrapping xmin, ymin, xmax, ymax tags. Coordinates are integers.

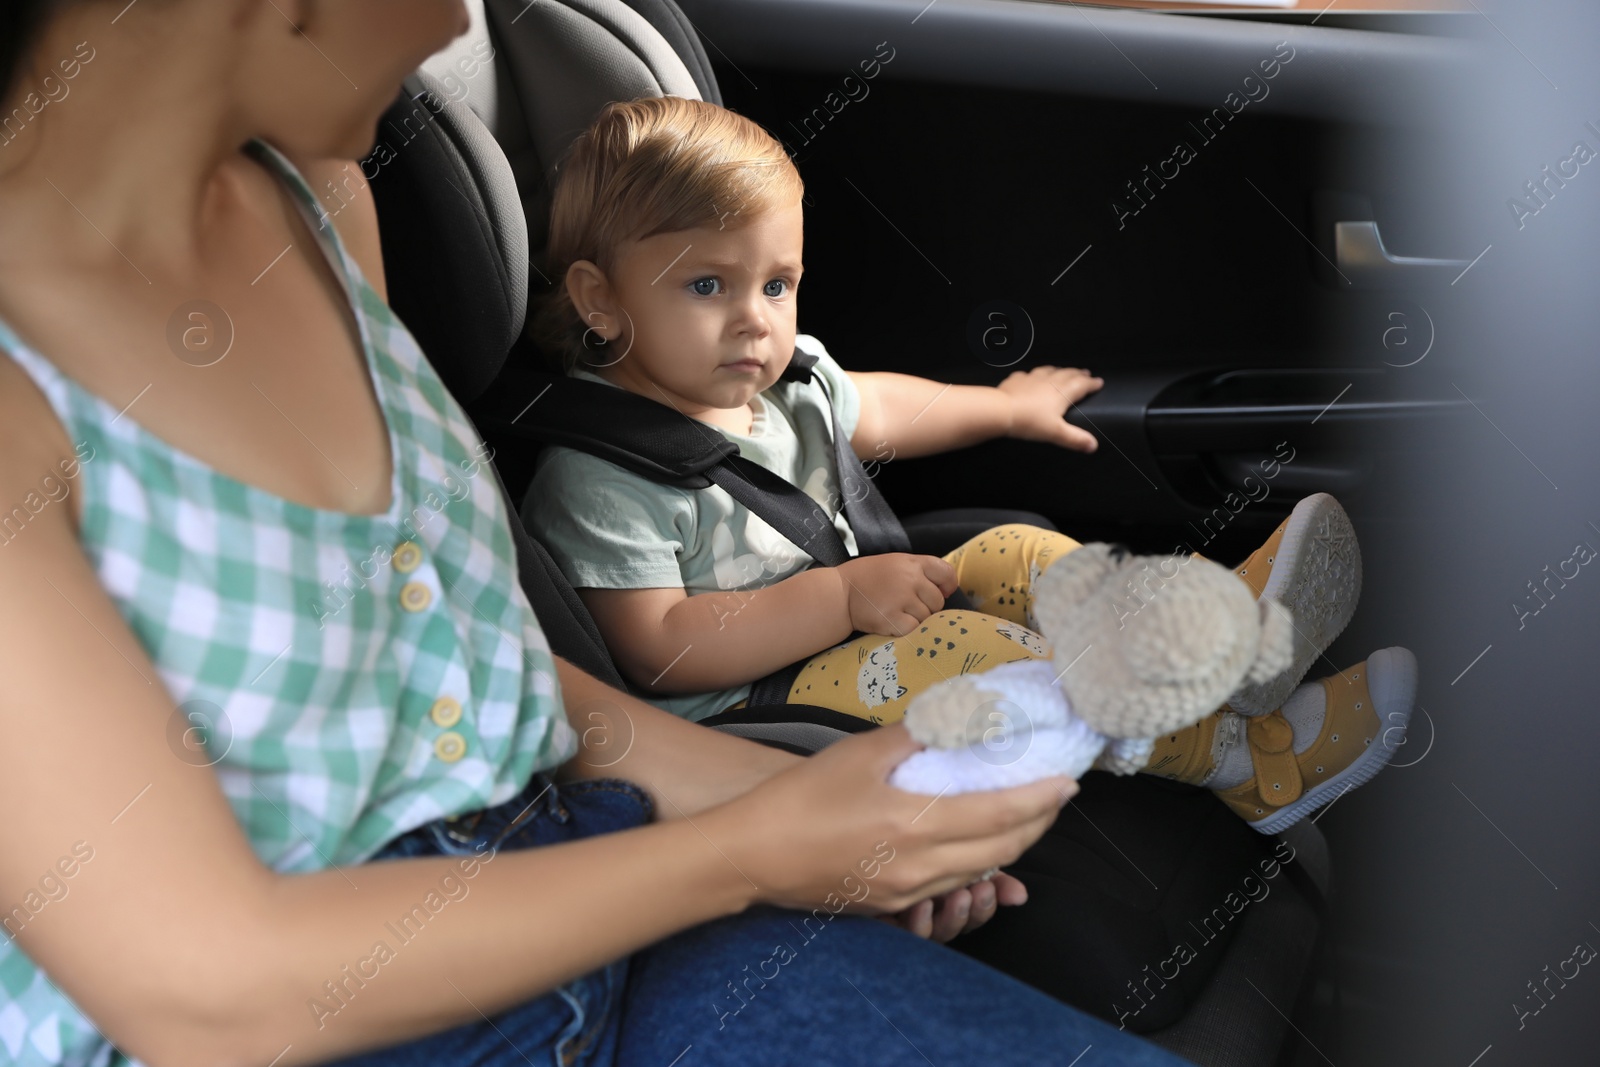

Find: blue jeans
<box><xmin>327</xmin><ymin>772</ymin><xmax>1194</xmax><ymax>1067</ymax></box>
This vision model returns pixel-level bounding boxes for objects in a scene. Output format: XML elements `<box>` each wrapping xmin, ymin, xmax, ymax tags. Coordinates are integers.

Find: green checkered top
<box><xmin>0</xmin><ymin>137</ymin><xmax>576</xmax><ymax>1066</ymax></box>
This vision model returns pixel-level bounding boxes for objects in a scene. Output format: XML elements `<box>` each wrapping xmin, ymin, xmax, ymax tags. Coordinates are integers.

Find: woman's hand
<box><xmin>999</xmin><ymin>365</ymin><xmax>1104</xmax><ymax>453</ymax></box>
<box><xmin>704</xmin><ymin>722</ymin><xmax>1075</xmax><ymax>917</ymax></box>
<box><xmin>877</xmin><ymin>870</ymin><xmax>1030</xmax><ymax>942</ymax></box>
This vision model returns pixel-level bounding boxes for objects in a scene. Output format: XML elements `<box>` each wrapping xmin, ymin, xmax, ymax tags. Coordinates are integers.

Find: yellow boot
<box><xmin>1145</xmin><ymin>649</ymin><xmax>1415</xmax><ymax>833</ymax></box>
<box><xmin>1196</xmin><ymin>493</ymin><xmax>1362</xmax><ymax>716</ymax></box>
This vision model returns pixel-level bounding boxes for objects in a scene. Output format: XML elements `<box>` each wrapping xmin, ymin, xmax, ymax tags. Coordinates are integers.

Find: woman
<box><xmin>0</xmin><ymin>2</ymin><xmax>1190</xmax><ymax>1064</ymax></box>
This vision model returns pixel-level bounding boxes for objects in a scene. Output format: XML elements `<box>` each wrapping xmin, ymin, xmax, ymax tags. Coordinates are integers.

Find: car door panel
<box><xmin>677</xmin><ymin>0</ymin><xmax>1478</xmax><ymax>564</ymax></box>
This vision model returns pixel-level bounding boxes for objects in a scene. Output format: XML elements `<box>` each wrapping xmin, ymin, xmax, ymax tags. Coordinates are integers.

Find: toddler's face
<box><xmin>590</xmin><ymin>201</ymin><xmax>803</xmax><ymax>421</ymax></box>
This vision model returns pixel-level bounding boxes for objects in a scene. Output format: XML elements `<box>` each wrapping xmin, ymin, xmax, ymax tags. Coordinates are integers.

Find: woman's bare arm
<box><xmin>552</xmin><ymin>653</ymin><xmax>802</xmax><ymax>811</ymax></box>
<box><xmin>0</xmin><ymin>420</ymin><xmax>760</xmax><ymax>1064</ymax></box>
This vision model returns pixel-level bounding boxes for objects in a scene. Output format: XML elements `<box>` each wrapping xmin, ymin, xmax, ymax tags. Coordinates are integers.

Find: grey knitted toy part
<box><xmin>1030</xmin><ymin>544</ymin><xmax>1295</xmax><ymax>739</ymax></box>
<box><xmin>900</xmin><ymin>544</ymin><xmax>1297</xmax><ymax>761</ymax></box>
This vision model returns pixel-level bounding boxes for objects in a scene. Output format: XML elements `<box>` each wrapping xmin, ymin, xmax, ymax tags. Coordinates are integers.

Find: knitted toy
<box><xmin>890</xmin><ymin>544</ymin><xmax>1296</xmax><ymax>795</ymax></box>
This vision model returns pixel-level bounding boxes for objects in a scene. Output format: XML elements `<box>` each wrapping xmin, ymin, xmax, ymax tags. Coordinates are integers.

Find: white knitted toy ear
<box><xmin>1094</xmin><ymin>736</ymin><xmax>1156</xmax><ymax>776</ymax></box>
<box><xmin>1244</xmin><ymin>599</ymin><xmax>1296</xmax><ymax>684</ymax></box>
<box><xmin>902</xmin><ymin>678</ymin><xmax>1008</xmax><ymax>749</ymax></box>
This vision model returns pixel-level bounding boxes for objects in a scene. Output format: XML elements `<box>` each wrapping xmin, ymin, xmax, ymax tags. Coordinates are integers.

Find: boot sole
<box><xmin>1250</xmin><ymin>647</ymin><xmax>1415</xmax><ymax>835</ymax></box>
<box><xmin>1230</xmin><ymin>493</ymin><xmax>1363</xmax><ymax>716</ymax></box>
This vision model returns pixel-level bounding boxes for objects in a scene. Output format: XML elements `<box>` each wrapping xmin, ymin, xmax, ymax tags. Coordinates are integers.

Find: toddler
<box><xmin>520</xmin><ymin>96</ymin><xmax>1413</xmax><ymax>831</ymax></box>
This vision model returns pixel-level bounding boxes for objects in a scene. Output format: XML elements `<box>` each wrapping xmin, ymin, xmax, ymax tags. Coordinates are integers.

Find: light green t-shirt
<box><xmin>520</xmin><ymin>334</ymin><xmax>862</xmax><ymax>722</ymax></box>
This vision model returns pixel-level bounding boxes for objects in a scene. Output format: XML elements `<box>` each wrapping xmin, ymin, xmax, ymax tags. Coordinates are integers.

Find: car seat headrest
<box><xmin>368</xmin><ymin>68</ymin><xmax>529</xmax><ymax>406</ymax></box>
<box><xmin>481</xmin><ymin>0</ymin><xmax>710</xmax><ymax>274</ymax></box>
<box><xmin>420</xmin><ymin>0</ymin><xmax>504</xmax><ymax>134</ymax></box>
<box><xmin>375</xmin><ymin>0</ymin><xmax>721</xmax><ymax>406</ymax></box>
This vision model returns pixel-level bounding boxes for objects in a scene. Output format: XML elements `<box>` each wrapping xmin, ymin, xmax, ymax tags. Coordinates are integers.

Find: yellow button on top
<box><xmin>434</xmin><ymin>731</ymin><xmax>467</xmax><ymax>762</ymax></box>
<box><xmin>430</xmin><ymin>696</ymin><xmax>463</xmax><ymax>728</ymax></box>
<box><xmin>399</xmin><ymin>581</ymin><xmax>432</xmax><ymax>612</ymax></box>
<box><xmin>393</xmin><ymin>541</ymin><xmax>423</xmax><ymax>573</ymax></box>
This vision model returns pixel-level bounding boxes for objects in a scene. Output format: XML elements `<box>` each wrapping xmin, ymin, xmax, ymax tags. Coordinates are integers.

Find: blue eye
<box><xmin>764</xmin><ymin>279</ymin><xmax>790</xmax><ymax>298</ymax></box>
<box><xmin>689</xmin><ymin>277</ymin><xmax>721</xmax><ymax>296</ymax></box>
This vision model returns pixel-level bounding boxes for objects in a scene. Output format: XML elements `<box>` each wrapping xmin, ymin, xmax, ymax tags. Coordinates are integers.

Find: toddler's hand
<box><xmin>878</xmin><ymin>870</ymin><xmax>1029</xmax><ymax>942</ymax></box>
<box><xmin>999</xmin><ymin>365</ymin><xmax>1103</xmax><ymax>453</ymax></box>
<box><xmin>837</xmin><ymin>553</ymin><xmax>958</xmax><ymax>637</ymax></box>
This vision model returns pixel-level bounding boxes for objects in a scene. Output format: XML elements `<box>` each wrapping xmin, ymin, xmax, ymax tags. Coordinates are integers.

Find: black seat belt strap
<box><xmin>704</xmin><ymin>455</ymin><xmax>853</xmax><ymax>568</ymax></box>
<box><xmin>779</xmin><ymin>348</ymin><xmax>911</xmax><ymax>557</ymax></box>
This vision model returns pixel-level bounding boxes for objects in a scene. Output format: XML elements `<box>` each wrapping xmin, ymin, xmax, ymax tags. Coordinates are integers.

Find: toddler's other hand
<box><xmin>837</xmin><ymin>553</ymin><xmax>958</xmax><ymax>637</ymax></box>
<box><xmin>878</xmin><ymin>870</ymin><xmax>1029</xmax><ymax>942</ymax></box>
<box><xmin>999</xmin><ymin>365</ymin><xmax>1103</xmax><ymax>453</ymax></box>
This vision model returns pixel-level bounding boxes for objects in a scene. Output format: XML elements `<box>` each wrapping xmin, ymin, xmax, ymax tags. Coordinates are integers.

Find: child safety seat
<box><xmin>470</xmin><ymin>344</ymin><xmax>999</xmax><ymax>708</ymax></box>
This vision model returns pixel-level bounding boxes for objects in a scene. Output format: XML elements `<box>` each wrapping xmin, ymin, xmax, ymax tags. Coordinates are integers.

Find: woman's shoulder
<box><xmin>0</xmin><ymin>345</ymin><xmax>45</xmax><ymax>439</ymax></box>
<box><xmin>0</xmin><ymin>358</ymin><xmax>93</xmax><ymax>566</ymax></box>
<box><xmin>0</xmin><ymin>345</ymin><xmax>79</xmax><ymax>510</ymax></box>
<box><xmin>274</xmin><ymin>151</ymin><xmax>389</xmax><ymax>304</ymax></box>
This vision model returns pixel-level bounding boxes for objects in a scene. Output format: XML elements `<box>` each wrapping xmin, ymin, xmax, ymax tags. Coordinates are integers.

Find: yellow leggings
<box><xmin>769</xmin><ymin>524</ymin><xmax>1081</xmax><ymax>724</ymax></box>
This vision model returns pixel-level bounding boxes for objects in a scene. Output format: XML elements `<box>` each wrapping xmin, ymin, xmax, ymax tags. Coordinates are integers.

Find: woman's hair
<box><xmin>1</xmin><ymin>0</ymin><xmax>66</xmax><ymax>106</ymax></box>
<box><xmin>531</xmin><ymin>95</ymin><xmax>803</xmax><ymax>375</ymax></box>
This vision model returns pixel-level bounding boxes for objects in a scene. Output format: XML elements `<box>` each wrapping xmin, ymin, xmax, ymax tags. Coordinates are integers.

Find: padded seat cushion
<box><xmin>951</xmin><ymin>773</ymin><xmax>1285</xmax><ymax>1033</ymax></box>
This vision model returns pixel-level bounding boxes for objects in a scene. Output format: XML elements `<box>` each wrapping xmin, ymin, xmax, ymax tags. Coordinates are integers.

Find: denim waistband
<box><xmin>433</xmin><ymin>771</ymin><xmax>655</xmax><ymax>851</ymax></box>
<box><xmin>345</xmin><ymin>772</ymin><xmax>654</xmax><ymax>1067</ymax></box>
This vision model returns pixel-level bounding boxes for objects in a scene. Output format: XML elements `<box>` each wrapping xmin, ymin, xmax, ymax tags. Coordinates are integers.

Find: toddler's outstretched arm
<box><xmin>847</xmin><ymin>365</ymin><xmax>1103</xmax><ymax>459</ymax></box>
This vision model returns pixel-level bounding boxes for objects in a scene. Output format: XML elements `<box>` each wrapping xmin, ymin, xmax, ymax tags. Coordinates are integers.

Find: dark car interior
<box><xmin>360</xmin><ymin>1</ymin><xmax>1493</xmax><ymax>1063</ymax></box>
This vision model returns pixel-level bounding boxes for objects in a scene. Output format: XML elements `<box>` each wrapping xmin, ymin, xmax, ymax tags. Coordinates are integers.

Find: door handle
<box><xmin>1144</xmin><ymin>368</ymin><xmax>1468</xmax><ymax>452</ymax></box>
<box><xmin>1334</xmin><ymin>220</ymin><xmax>1472</xmax><ymax>288</ymax></box>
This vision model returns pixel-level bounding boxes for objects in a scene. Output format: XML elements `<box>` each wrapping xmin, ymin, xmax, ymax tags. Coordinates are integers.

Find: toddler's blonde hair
<box><xmin>532</xmin><ymin>95</ymin><xmax>804</xmax><ymax>374</ymax></box>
